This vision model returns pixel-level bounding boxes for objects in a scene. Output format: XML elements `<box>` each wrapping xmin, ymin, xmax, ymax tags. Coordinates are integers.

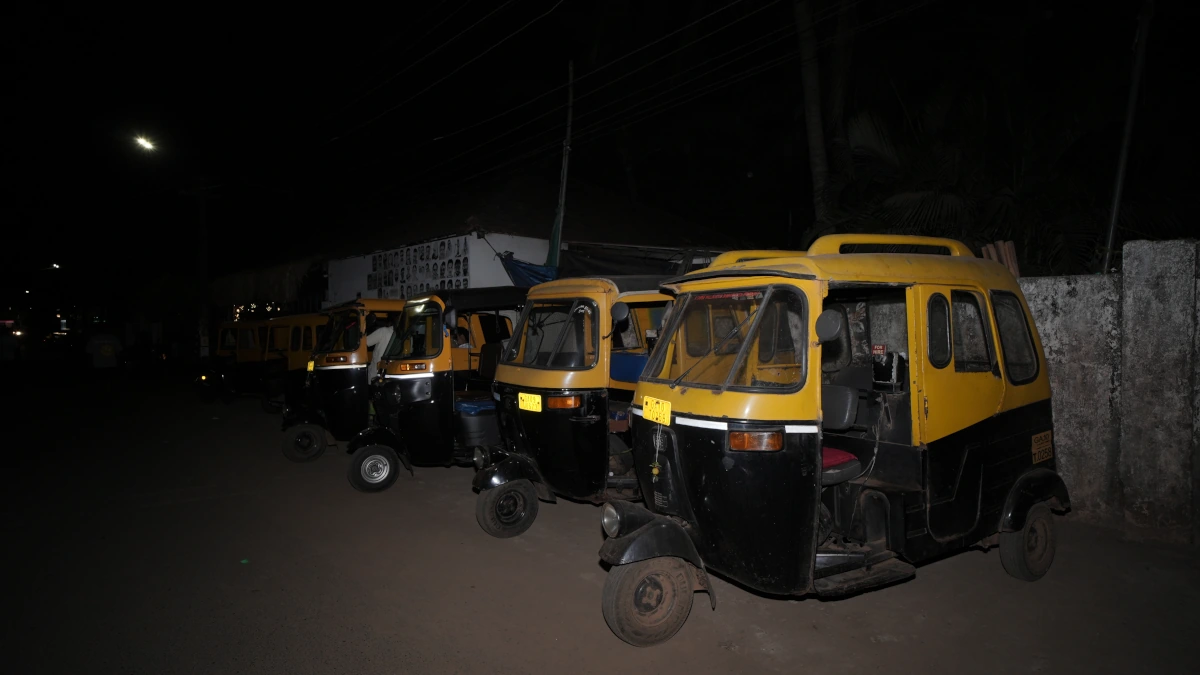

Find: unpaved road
<box><xmin>4</xmin><ymin>372</ymin><xmax>1198</xmax><ymax>674</ymax></box>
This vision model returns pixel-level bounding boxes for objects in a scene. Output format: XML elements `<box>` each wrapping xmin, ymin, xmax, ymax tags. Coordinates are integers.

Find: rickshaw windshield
<box><xmin>316</xmin><ymin>310</ymin><xmax>362</xmax><ymax>353</ymax></box>
<box><xmin>384</xmin><ymin>302</ymin><xmax>443</xmax><ymax>360</ymax></box>
<box><xmin>643</xmin><ymin>286</ymin><xmax>808</xmax><ymax>393</ymax></box>
<box><xmin>502</xmin><ymin>298</ymin><xmax>599</xmax><ymax>370</ymax></box>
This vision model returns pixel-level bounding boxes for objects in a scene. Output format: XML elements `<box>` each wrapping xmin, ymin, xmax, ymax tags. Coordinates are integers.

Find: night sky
<box><xmin>4</xmin><ymin>0</ymin><xmax>1194</xmax><ymax>304</ymax></box>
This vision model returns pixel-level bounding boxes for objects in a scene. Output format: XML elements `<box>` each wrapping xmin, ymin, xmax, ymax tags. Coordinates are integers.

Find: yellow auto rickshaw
<box><xmin>260</xmin><ymin>312</ymin><xmax>329</xmax><ymax>413</ymax></box>
<box><xmin>344</xmin><ymin>287</ymin><xmax>528</xmax><ymax>492</ymax></box>
<box><xmin>280</xmin><ymin>299</ymin><xmax>406</xmax><ymax>462</ymax></box>
<box><xmin>594</xmin><ymin>235</ymin><xmax>1070</xmax><ymax>646</ymax></box>
<box><xmin>197</xmin><ymin>318</ymin><xmax>271</xmax><ymax>402</ymax></box>
<box><xmin>471</xmin><ymin>276</ymin><xmax>676</xmax><ymax>538</ymax></box>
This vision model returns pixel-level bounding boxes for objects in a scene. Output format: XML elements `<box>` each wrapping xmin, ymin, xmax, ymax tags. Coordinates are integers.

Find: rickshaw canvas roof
<box><xmin>408</xmin><ymin>286</ymin><xmax>530</xmax><ymax>312</ymax></box>
<box><xmin>529</xmin><ymin>275</ymin><xmax>669</xmax><ymax>299</ymax></box>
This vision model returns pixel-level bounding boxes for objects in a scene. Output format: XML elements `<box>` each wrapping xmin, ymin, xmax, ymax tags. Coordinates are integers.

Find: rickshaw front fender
<box><xmin>599</xmin><ymin>508</ymin><xmax>716</xmax><ymax>609</ymax></box>
<box><xmin>999</xmin><ymin>468</ymin><xmax>1071</xmax><ymax>532</ymax></box>
<box><xmin>281</xmin><ymin>403</ymin><xmax>324</xmax><ymax>432</ymax></box>
<box><xmin>347</xmin><ymin>426</ymin><xmax>413</xmax><ymax>475</ymax></box>
<box><xmin>472</xmin><ymin>452</ymin><xmax>556</xmax><ymax>502</ymax></box>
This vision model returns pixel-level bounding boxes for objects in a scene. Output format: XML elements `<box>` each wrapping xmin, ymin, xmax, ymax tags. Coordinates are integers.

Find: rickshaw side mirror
<box><xmin>815</xmin><ymin>309</ymin><xmax>844</xmax><ymax>344</ymax></box>
<box><xmin>444</xmin><ymin>306</ymin><xmax>457</xmax><ymax>331</ymax></box>
<box><xmin>822</xmin><ymin>385</ymin><xmax>858</xmax><ymax>431</ymax></box>
<box><xmin>611</xmin><ymin>302</ymin><xmax>630</xmax><ymax>327</ymax></box>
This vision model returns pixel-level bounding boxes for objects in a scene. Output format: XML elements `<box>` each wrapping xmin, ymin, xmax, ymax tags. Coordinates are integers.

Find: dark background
<box><xmin>4</xmin><ymin>0</ymin><xmax>1194</xmax><ymax>310</ymax></box>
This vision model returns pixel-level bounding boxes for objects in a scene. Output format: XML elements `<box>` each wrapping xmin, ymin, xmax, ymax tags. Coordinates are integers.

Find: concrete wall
<box><xmin>324</xmin><ymin>233</ymin><xmax>548</xmax><ymax>307</ymax></box>
<box><xmin>1019</xmin><ymin>240</ymin><xmax>1199</xmax><ymax>544</ymax></box>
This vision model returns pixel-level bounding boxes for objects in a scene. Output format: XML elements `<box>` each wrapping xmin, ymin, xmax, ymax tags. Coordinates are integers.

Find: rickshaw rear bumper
<box><xmin>598</xmin><ymin>501</ymin><xmax>716</xmax><ymax>609</ymax></box>
<box><xmin>472</xmin><ymin>451</ymin><xmax>555</xmax><ymax>502</ymax></box>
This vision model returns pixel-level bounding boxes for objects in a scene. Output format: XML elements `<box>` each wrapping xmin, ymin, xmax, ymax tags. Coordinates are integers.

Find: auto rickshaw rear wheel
<box><xmin>1000</xmin><ymin>502</ymin><xmax>1056</xmax><ymax>581</ymax></box>
<box><xmin>602</xmin><ymin>557</ymin><xmax>695</xmax><ymax>647</ymax></box>
<box><xmin>476</xmin><ymin>479</ymin><xmax>539</xmax><ymax>538</ymax></box>
<box><xmin>348</xmin><ymin>445</ymin><xmax>401</xmax><ymax>492</ymax></box>
<box><xmin>282</xmin><ymin>424</ymin><xmax>327</xmax><ymax>463</ymax></box>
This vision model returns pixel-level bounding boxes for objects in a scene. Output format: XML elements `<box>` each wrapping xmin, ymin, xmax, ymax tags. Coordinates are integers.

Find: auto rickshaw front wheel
<box><xmin>348</xmin><ymin>445</ymin><xmax>401</xmax><ymax>492</ymax></box>
<box><xmin>475</xmin><ymin>479</ymin><xmax>539</xmax><ymax>538</ymax></box>
<box><xmin>1000</xmin><ymin>502</ymin><xmax>1057</xmax><ymax>581</ymax></box>
<box><xmin>281</xmin><ymin>424</ymin><xmax>327</xmax><ymax>462</ymax></box>
<box><xmin>602</xmin><ymin>557</ymin><xmax>695</xmax><ymax>647</ymax></box>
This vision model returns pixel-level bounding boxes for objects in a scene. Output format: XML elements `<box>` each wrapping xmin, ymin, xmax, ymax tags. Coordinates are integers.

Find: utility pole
<box><xmin>1100</xmin><ymin>0</ymin><xmax>1154</xmax><ymax>273</ymax></box>
<box><xmin>546</xmin><ymin>60</ymin><xmax>573</xmax><ymax>268</ymax></box>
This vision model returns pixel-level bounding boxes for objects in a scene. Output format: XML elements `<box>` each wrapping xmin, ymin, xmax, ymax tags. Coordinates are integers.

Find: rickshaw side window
<box><xmin>683</xmin><ymin>304</ymin><xmax>710</xmax><ymax>357</ymax></box>
<box><xmin>951</xmin><ymin>291</ymin><xmax>993</xmax><ymax>372</ymax></box>
<box><xmin>303</xmin><ymin>326</ymin><xmax>314</xmax><ymax>351</ymax></box>
<box><xmin>290</xmin><ymin>327</ymin><xmax>301</xmax><ymax>351</ymax></box>
<box><xmin>477</xmin><ymin>314</ymin><xmax>512</xmax><ymax>344</ymax></box>
<box><xmin>220</xmin><ymin>329</ymin><xmax>237</xmax><ymax>349</ymax></box>
<box><xmin>927</xmin><ymin>294</ymin><xmax>951</xmax><ymax>369</ymax></box>
<box><xmin>238</xmin><ymin>328</ymin><xmax>255</xmax><ymax>349</ymax></box>
<box><xmin>991</xmin><ymin>291</ymin><xmax>1039</xmax><ymax>384</ymax></box>
<box><xmin>258</xmin><ymin>327</ymin><xmax>268</xmax><ymax>350</ymax></box>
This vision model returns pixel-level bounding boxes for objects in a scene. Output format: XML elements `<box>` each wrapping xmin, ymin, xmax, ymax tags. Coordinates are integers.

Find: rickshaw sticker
<box><xmin>643</xmin><ymin>396</ymin><xmax>672</xmax><ymax>426</ymax></box>
<box><xmin>1031</xmin><ymin>431</ymin><xmax>1053</xmax><ymax>464</ymax></box>
<box><xmin>871</xmin><ymin>344</ymin><xmax>887</xmax><ymax>356</ymax></box>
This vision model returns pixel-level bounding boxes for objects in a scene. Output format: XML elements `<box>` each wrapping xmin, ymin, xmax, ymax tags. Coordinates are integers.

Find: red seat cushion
<box><xmin>822</xmin><ymin>447</ymin><xmax>857</xmax><ymax>470</ymax></box>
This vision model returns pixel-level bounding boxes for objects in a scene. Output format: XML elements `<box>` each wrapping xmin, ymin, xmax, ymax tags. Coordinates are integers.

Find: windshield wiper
<box><xmin>669</xmin><ymin>308</ymin><xmax>760</xmax><ymax>389</ymax></box>
<box><xmin>542</xmin><ymin>300</ymin><xmax>581</xmax><ymax>366</ymax></box>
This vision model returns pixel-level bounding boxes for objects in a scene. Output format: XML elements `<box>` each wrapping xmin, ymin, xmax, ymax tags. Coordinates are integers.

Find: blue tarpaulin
<box><xmin>500</xmin><ymin>252</ymin><xmax>557</xmax><ymax>287</ymax></box>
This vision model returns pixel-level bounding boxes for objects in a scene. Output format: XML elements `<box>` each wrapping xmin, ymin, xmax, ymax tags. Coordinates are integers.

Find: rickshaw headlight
<box><xmin>729</xmin><ymin>430</ymin><xmax>784</xmax><ymax>451</ymax></box>
<box><xmin>601</xmin><ymin>502</ymin><xmax>621</xmax><ymax>538</ymax></box>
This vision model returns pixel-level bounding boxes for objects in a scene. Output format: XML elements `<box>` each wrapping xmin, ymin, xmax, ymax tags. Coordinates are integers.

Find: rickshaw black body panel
<box><xmin>288</xmin><ymin>366</ymin><xmax>370</xmax><ymax>440</ymax></box>
<box><xmin>472</xmin><ymin>450</ymin><xmax>556</xmax><ymax>502</ymax></box>
<box><xmin>494</xmin><ymin>382</ymin><xmax>610</xmax><ymax>502</ymax></box>
<box><xmin>630</xmin><ymin>413</ymin><xmax>822</xmax><ymax>597</ymax></box>
<box><xmin>390</xmin><ymin>371</ymin><xmax>458</xmax><ymax>465</ymax></box>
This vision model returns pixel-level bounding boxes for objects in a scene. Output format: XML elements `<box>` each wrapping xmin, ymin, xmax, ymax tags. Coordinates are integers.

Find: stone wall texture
<box><xmin>1020</xmin><ymin>240</ymin><xmax>1198</xmax><ymax>544</ymax></box>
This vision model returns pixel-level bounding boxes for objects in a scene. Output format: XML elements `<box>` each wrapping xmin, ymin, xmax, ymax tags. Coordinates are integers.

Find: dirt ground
<box><xmin>3</xmin><ymin>372</ymin><xmax>1198</xmax><ymax>674</ymax></box>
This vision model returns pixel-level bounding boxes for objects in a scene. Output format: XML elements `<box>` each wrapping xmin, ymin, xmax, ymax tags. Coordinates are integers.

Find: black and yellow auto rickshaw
<box><xmin>593</xmin><ymin>235</ymin><xmax>1070</xmax><ymax>646</ymax></box>
<box><xmin>259</xmin><ymin>312</ymin><xmax>329</xmax><ymax>413</ymax></box>
<box><xmin>197</xmin><ymin>318</ymin><xmax>271</xmax><ymax>402</ymax></box>
<box><xmin>280</xmin><ymin>299</ymin><xmax>406</xmax><ymax>462</ymax></box>
<box><xmin>344</xmin><ymin>287</ymin><xmax>528</xmax><ymax>492</ymax></box>
<box><xmin>471</xmin><ymin>276</ymin><xmax>675</xmax><ymax>538</ymax></box>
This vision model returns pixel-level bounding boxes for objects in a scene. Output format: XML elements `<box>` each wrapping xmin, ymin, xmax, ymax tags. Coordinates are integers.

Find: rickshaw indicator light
<box><xmin>729</xmin><ymin>430</ymin><xmax>783</xmax><ymax>452</ymax></box>
<box><xmin>546</xmin><ymin>395</ymin><xmax>581</xmax><ymax>409</ymax></box>
<box><xmin>397</xmin><ymin>362</ymin><xmax>427</xmax><ymax>371</ymax></box>
<box><xmin>327</xmin><ymin>356</ymin><xmax>348</xmax><ymax>363</ymax></box>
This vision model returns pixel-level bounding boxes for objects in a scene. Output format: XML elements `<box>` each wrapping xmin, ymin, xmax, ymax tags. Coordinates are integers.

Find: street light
<box><xmin>136</xmin><ymin>137</ymin><xmax>155</xmax><ymax>150</ymax></box>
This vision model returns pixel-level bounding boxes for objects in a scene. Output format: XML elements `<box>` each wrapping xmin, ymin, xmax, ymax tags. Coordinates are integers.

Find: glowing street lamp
<box><xmin>136</xmin><ymin>137</ymin><xmax>155</xmax><ymax>150</ymax></box>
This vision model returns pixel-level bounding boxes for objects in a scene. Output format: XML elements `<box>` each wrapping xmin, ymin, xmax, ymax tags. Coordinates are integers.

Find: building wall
<box><xmin>1019</xmin><ymin>239</ymin><xmax>1199</xmax><ymax>544</ymax></box>
<box><xmin>324</xmin><ymin>233</ymin><xmax>549</xmax><ymax>307</ymax></box>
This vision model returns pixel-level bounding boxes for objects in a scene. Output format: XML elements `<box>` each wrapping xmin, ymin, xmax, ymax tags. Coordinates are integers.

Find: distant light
<box><xmin>13</xmin><ymin>331</ymin><xmax>22</xmax><ymax>337</ymax></box>
<box><xmin>25</xmin><ymin>290</ymin><xmax>30</xmax><ymax>294</ymax></box>
<box><xmin>52</xmin><ymin>263</ymin><xmax>60</xmax><ymax>269</ymax></box>
<box><xmin>136</xmin><ymin>137</ymin><xmax>155</xmax><ymax>150</ymax></box>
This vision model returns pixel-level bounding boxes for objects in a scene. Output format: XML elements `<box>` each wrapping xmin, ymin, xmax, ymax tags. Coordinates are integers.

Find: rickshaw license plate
<box><xmin>1031</xmin><ymin>431</ymin><xmax>1053</xmax><ymax>463</ymax></box>
<box><xmin>518</xmin><ymin>392</ymin><xmax>542</xmax><ymax>412</ymax></box>
<box><xmin>643</xmin><ymin>396</ymin><xmax>671</xmax><ymax>425</ymax></box>
<box><xmin>306</xmin><ymin>360</ymin><xmax>315</xmax><ymax>372</ymax></box>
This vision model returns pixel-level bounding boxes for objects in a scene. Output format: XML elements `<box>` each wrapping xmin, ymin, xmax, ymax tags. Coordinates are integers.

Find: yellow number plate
<box><xmin>518</xmin><ymin>392</ymin><xmax>542</xmax><ymax>412</ymax></box>
<box><xmin>1031</xmin><ymin>431</ymin><xmax>1053</xmax><ymax>464</ymax></box>
<box><xmin>306</xmin><ymin>360</ymin><xmax>315</xmax><ymax>372</ymax></box>
<box><xmin>643</xmin><ymin>395</ymin><xmax>672</xmax><ymax>426</ymax></box>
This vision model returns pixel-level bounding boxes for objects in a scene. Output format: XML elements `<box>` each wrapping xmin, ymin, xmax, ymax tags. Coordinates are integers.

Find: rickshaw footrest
<box><xmin>813</xmin><ymin>558</ymin><xmax>915</xmax><ymax>597</ymax></box>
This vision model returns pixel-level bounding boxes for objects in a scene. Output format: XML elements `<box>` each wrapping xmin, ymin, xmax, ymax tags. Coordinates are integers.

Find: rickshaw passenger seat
<box><xmin>821</xmin><ymin>447</ymin><xmax>862</xmax><ymax>486</ymax></box>
<box><xmin>477</xmin><ymin>343</ymin><xmax>502</xmax><ymax>381</ymax></box>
